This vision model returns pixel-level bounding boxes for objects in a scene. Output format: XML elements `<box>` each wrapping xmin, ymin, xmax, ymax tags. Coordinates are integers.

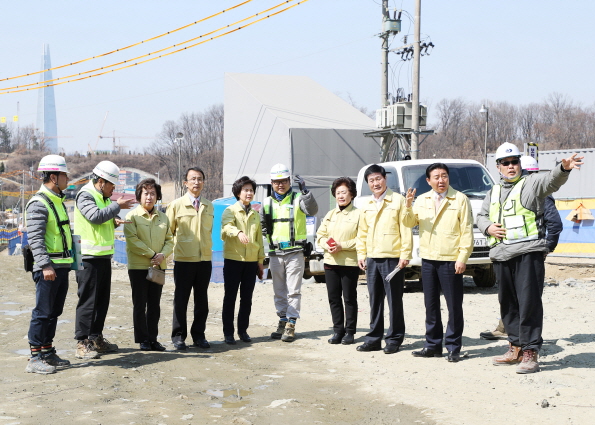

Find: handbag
<box><xmin>146</xmin><ymin>266</ymin><xmax>166</xmax><ymax>285</ymax></box>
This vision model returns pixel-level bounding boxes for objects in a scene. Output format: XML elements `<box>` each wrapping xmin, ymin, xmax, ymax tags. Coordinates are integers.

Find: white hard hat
<box><xmin>270</xmin><ymin>163</ymin><xmax>290</xmax><ymax>180</ymax></box>
<box><xmin>93</xmin><ymin>160</ymin><xmax>120</xmax><ymax>185</ymax></box>
<box><xmin>38</xmin><ymin>154</ymin><xmax>68</xmax><ymax>173</ymax></box>
<box><xmin>520</xmin><ymin>155</ymin><xmax>539</xmax><ymax>172</ymax></box>
<box><xmin>495</xmin><ymin>142</ymin><xmax>521</xmax><ymax>163</ymax></box>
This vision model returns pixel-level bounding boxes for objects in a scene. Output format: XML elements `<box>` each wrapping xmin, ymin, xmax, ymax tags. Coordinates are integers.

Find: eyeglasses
<box><xmin>500</xmin><ymin>159</ymin><xmax>520</xmax><ymax>167</ymax></box>
<box><xmin>186</xmin><ymin>177</ymin><xmax>204</xmax><ymax>183</ymax></box>
<box><xmin>272</xmin><ymin>179</ymin><xmax>290</xmax><ymax>186</ymax></box>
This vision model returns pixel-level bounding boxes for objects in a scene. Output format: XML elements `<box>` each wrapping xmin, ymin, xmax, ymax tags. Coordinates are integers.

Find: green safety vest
<box><xmin>26</xmin><ymin>186</ymin><xmax>73</xmax><ymax>265</ymax></box>
<box><xmin>487</xmin><ymin>178</ymin><xmax>540</xmax><ymax>247</ymax></box>
<box><xmin>74</xmin><ymin>181</ymin><xmax>115</xmax><ymax>256</ymax></box>
<box><xmin>263</xmin><ymin>192</ymin><xmax>307</xmax><ymax>252</ymax></box>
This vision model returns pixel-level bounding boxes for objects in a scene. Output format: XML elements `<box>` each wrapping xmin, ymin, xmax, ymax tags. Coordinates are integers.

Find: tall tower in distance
<box><xmin>36</xmin><ymin>44</ymin><xmax>58</xmax><ymax>153</ymax></box>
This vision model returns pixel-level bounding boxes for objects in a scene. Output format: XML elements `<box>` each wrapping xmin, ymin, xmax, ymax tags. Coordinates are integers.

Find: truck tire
<box><xmin>473</xmin><ymin>264</ymin><xmax>497</xmax><ymax>287</ymax></box>
<box><xmin>313</xmin><ymin>275</ymin><xmax>326</xmax><ymax>283</ymax></box>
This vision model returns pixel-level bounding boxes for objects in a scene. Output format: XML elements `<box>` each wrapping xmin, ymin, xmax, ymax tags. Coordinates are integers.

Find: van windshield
<box><xmin>402</xmin><ymin>164</ymin><xmax>494</xmax><ymax>199</ymax></box>
<box><xmin>360</xmin><ymin>171</ymin><xmax>400</xmax><ymax>196</ymax></box>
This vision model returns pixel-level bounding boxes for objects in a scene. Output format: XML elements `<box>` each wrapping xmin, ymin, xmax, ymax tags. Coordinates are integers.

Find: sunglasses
<box><xmin>500</xmin><ymin>159</ymin><xmax>520</xmax><ymax>167</ymax></box>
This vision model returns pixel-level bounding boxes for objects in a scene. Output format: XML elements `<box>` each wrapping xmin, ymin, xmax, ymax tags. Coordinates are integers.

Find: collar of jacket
<box><xmin>367</xmin><ymin>188</ymin><xmax>393</xmax><ymax>204</ymax></box>
<box><xmin>135</xmin><ymin>205</ymin><xmax>158</xmax><ymax>218</ymax></box>
<box><xmin>500</xmin><ymin>175</ymin><xmax>524</xmax><ymax>189</ymax></box>
<box><xmin>233</xmin><ymin>200</ymin><xmax>254</xmax><ymax>216</ymax></box>
<box><xmin>182</xmin><ymin>194</ymin><xmax>204</xmax><ymax>208</ymax></box>
<box><xmin>335</xmin><ymin>202</ymin><xmax>354</xmax><ymax>214</ymax></box>
<box><xmin>40</xmin><ymin>183</ymin><xmax>65</xmax><ymax>200</ymax></box>
<box><xmin>423</xmin><ymin>186</ymin><xmax>456</xmax><ymax>200</ymax></box>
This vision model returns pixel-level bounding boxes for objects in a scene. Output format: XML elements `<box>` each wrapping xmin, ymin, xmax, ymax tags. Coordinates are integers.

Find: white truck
<box><xmin>353</xmin><ymin>159</ymin><xmax>497</xmax><ymax>287</ymax></box>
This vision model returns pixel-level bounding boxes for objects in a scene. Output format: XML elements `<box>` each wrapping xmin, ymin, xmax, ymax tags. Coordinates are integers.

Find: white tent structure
<box><xmin>223</xmin><ymin>72</ymin><xmax>379</xmax><ymax>221</ymax></box>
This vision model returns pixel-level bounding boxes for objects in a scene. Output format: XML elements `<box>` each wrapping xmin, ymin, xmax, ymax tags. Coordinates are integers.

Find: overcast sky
<box><xmin>1</xmin><ymin>0</ymin><xmax>594</xmax><ymax>153</ymax></box>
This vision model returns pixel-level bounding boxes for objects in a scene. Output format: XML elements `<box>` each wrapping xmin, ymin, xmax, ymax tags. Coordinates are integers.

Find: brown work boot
<box><xmin>76</xmin><ymin>340</ymin><xmax>99</xmax><ymax>360</ymax></box>
<box><xmin>271</xmin><ymin>320</ymin><xmax>287</xmax><ymax>340</ymax></box>
<box><xmin>93</xmin><ymin>335</ymin><xmax>118</xmax><ymax>353</ymax></box>
<box><xmin>480</xmin><ymin>319</ymin><xmax>508</xmax><ymax>340</ymax></box>
<box><xmin>281</xmin><ymin>322</ymin><xmax>296</xmax><ymax>343</ymax></box>
<box><xmin>516</xmin><ymin>349</ymin><xmax>540</xmax><ymax>374</ymax></box>
<box><xmin>492</xmin><ymin>343</ymin><xmax>522</xmax><ymax>365</ymax></box>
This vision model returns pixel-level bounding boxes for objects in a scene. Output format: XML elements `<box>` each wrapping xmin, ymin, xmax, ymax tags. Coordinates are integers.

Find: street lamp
<box><xmin>174</xmin><ymin>132</ymin><xmax>184</xmax><ymax>196</ymax></box>
<box><xmin>479</xmin><ymin>104</ymin><xmax>489</xmax><ymax>166</ymax></box>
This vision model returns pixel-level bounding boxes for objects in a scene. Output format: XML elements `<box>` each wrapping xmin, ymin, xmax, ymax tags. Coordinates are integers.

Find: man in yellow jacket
<box><xmin>166</xmin><ymin>167</ymin><xmax>214</xmax><ymax>350</ymax></box>
<box><xmin>403</xmin><ymin>163</ymin><xmax>474</xmax><ymax>362</ymax></box>
<box><xmin>356</xmin><ymin>164</ymin><xmax>413</xmax><ymax>354</ymax></box>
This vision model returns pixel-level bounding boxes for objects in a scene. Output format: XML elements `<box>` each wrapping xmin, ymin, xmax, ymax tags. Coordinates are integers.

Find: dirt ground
<box><xmin>1</xmin><ymin>251</ymin><xmax>594</xmax><ymax>425</ymax></box>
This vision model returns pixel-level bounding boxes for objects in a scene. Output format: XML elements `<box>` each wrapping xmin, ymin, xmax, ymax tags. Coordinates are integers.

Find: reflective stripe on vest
<box><xmin>26</xmin><ymin>187</ymin><xmax>73</xmax><ymax>265</ymax></box>
<box><xmin>74</xmin><ymin>181</ymin><xmax>115</xmax><ymax>256</ymax></box>
<box><xmin>263</xmin><ymin>192</ymin><xmax>307</xmax><ymax>251</ymax></box>
<box><xmin>487</xmin><ymin>178</ymin><xmax>539</xmax><ymax>247</ymax></box>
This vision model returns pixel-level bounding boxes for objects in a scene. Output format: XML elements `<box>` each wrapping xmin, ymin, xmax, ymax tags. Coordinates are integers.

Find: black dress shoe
<box><xmin>411</xmin><ymin>347</ymin><xmax>443</xmax><ymax>358</ymax></box>
<box><xmin>356</xmin><ymin>342</ymin><xmax>382</xmax><ymax>352</ymax></box>
<box><xmin>447</xmin><ymin>352</ymin><xmax>460</xmax><ymax>362</ymax></box>
<box><xmin>172</xmin><ymin>340</ymin><xmax>187</xmax><ymax>351</ymax></box>
<box><xmin>328</xmin><ymin>333</ymin><xmax>344</xmax><ymax>344</ymax></box>
<box><xmin>224</xmin><ymin>335</ymin><xmax>237</xmax><ymax>345</ymax></box>
<box><xmin>140</xmin><ymin>341</ymin><xmax>151</xmax><ymax>351</ymax></box>
<box><xmin>383</xmin><ymin>343</ymin><xmax>400</xmax><ymax>354</ymax></box>
<box><xmin>238</xmin><ymin>332</ymin><xmax>252</xmax><ymax>343</ymax></box>
<box><xmin>193</xmin><ymin>339</ymin><xmax>211</xmax><ymax>349</ymax></box>
<box><xmin>341</xmin><ymin>334</ymin><xmax>355</xmax><ymax>345</ymax></box>
<box><xmin>150</xmin><ymin>341</ymin><xmax>166</xmax><ymax>352</ymax></box>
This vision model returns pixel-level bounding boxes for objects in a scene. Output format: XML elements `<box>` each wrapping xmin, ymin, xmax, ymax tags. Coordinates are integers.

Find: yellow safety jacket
<box><xmin>487</xmin><ymin>178</ymin><xmax>539</xmax><ymax>247</ymax></box>
<box><xmin>74</xmin><ymin>181</ymin><xmax>115</xmax><ymax>256</ymax></box>
<box><xmin>263</xmin><ymin>192</ymin><xmax>307</xmax><ymax>253</ymax></box>
<box><xmin>26</xmin><ymin>185</ymin><xmax>73</xmax><ymax>265</ymax></box>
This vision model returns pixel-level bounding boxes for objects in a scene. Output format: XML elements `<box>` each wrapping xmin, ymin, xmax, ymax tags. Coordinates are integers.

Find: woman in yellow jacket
<box><xmin>124</xmin><ymin>178</ymin><xmax>174</xmax><ymax>351</ymax></box>
<box><xmin>316</xmin><ymin>177</ymin><xmax>361</xmax><ymax>345</ymax></box>
<box><xmin>221</xmin><ymin>176</ymin><xmax>265</xmax><ymax>345</ymax></box>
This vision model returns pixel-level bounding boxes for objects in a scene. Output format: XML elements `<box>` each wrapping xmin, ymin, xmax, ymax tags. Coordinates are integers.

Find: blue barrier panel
<box><xmin>8</xmin><ymin>237</ymin><xmax>19</xmax><ymax>255</ymax></box>
<box><xmin>114</xmin><ymin>239</ymin><xmax>128</xmax><ymax>264</ymax></box>
<box><xmin>211</xmin><ymin>250</ymin><xmax>224</xmax><ymax>284</ymax></box>
<box><xmin>212</xmin><ymin>197</ymin><xmax>236</xmax><ymax>252</ymax></box>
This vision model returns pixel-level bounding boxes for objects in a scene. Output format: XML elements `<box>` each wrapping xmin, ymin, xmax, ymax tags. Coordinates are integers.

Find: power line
<box><xmin>0</xmin><ymin>0</ymin><xmax>255</xmax><ymax>83</ymax></box>
<box><xmin>1</xmin><ymin>0</ymin><xmax>306</xmax><ymax>94</ymax></box>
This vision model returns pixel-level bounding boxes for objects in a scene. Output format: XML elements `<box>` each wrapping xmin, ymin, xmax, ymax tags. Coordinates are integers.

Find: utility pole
<box><xmin>380</xmin><ymin>0</ymin><xmax>393</xmax><ymax>160</ymax></box>
<box><xmin>381</xmin><ymin>0</ymin><xmax>389</xmax><ymax>108</ymax></box>
<box><xmin>410</xmin><ymin>0</ymin><xmax>421</xmax><ymax>160</ymax></box>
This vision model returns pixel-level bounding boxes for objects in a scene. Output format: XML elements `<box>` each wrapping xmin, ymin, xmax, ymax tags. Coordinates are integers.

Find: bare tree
<box><xmin>148</xmin><ymin>104</ymin><xmax>224</xmax><ymax>200</ymax></box>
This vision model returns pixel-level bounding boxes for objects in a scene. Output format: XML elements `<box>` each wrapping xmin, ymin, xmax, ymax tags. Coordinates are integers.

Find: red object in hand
<box><xmin>327</xmin><ymin>237</ymin><xmax>336</xmax><ymax>247</ymax></box>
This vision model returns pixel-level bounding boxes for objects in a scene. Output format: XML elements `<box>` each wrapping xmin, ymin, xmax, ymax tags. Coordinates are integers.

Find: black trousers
<box><xmin>128</xmin><ymin>269</ymin><xmax>164</xmax><ymax>343</ymax></box>
<box><xmin>222</xmin><ymin>259</ymin><xmax>258</xmax><ymax>336</ymax></box>
<box><xmin>494</xmin><ymin>252</ymin><xmax>545</xmax><ymax>351</ymax></box>
<box><xmin>421</xmin><ymin>259</ymin><xmax>464</xmax><ymax>354</ymax></box>
<box><xmin>28</xmin><ymin>268</ymin><xmax>70</xmax><ymax>346</ymax></box>
<box><xmin>75</xmin><ymin>258</ymin><xmax>112</xmax><ymax>340</ymax></box>
<box><xmin>324</xmin><ymin>266</ymin><xmax>359</xmax><ymax>335</ymax></box>
<box><xmin>365</xmin><ymin>258</ymin><xmax>405</xmax><ymax>346</ymax></box>
<box><xmin>171</xmin><ymin>261</ymin><xmax>212</xmax><ymax>342</ymax></box>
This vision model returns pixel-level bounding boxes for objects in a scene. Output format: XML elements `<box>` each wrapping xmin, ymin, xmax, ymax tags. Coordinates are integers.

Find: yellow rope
<box><xmin>0</xmin><ymin>0</ymin><xmax>309</xmax><ymax>94</ymax></box>
<box><xmin>0</xmin><ymin>0</ymin><xmax>254</xmax><ymax>83</ymax></box>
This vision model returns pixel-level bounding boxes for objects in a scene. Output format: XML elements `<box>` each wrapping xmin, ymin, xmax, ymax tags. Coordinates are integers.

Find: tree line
<box><xmin>420</xmin><ymin>93</ymin><xmax>595</xmax><ymax>161</ymax></box>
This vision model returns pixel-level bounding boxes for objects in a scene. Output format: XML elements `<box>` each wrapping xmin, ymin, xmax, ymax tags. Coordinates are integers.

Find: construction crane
<box><xmin>88</xmin><ymin>111</ymin><xmax>109</xmax><ymax>155</ymax></box>
<box><xmin>98</xmin><ymin>132</ymin><xmax>154</xmax><ymax>154</ymax></box>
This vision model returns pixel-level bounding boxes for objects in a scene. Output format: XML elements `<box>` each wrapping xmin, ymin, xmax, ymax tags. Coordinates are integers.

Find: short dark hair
<box><xmin>331</xmin><ymin>177</ymin><xmax>357</xmax><ymax>198</ymax></box>
<box><xmin>232</xmin><ymin>176</ymin><xmax>257</xmax><ymax>200</ymax></box>
<box><xmin>42</xmin><ymin>171</ymin><xmax>60</xmax><ymax>184</ymax></box>
<box><xmin>135</xmin><ymin>178</ymin><xmax>162</xmax><ymax>202</ymax></box>
<box><xmin>425</xmin><ymin>163</ymin><xmax>450</xmax><ymax>179</ymax></box>
<box><xmin>364</xmin><ymin>164</ymin><xmax>386</xmax><ymax>183</ymax></box>
<box><xmin>184</xmin><ymin>167</ymin><xmax>205</xmax><ymax>181</ymax></box>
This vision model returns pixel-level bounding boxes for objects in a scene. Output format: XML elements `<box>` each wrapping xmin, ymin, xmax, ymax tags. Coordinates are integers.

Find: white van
<box><xmin>354</xmin><ymin>159</ymin><xmax>496</xmax><ymax>287</ymax></box>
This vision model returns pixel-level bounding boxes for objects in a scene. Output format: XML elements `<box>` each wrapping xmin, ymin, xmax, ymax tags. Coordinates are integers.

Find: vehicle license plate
<box><xmin>474</xmin><ymin>238</ymin><xmax>486</xmax><ymax>247</ymax></box>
